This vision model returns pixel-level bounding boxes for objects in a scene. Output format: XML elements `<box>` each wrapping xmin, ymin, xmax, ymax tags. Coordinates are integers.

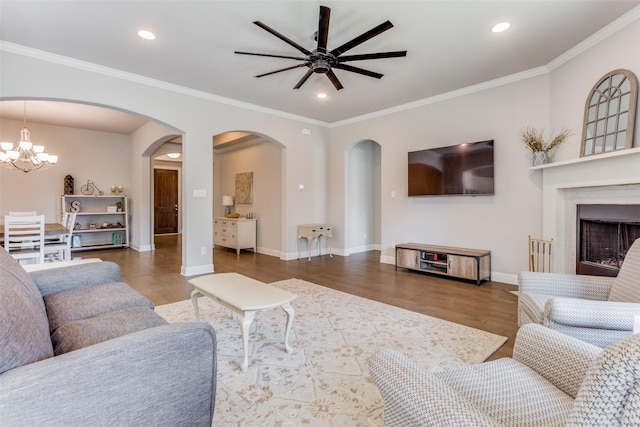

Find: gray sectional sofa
<box><xmin>0</xmin><ymin>247</ymin><xmax>217</xmax><ymax>426</ymax></box>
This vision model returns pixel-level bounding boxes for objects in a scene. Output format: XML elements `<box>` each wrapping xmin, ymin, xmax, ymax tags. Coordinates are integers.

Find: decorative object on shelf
<box><xmin>235</xmin><ymin>172</ymin><xmax>253</xmax><ymax>204</ymax></box>
<box><xmin>80</xmin><ymin>180</ymin><xmax>104</xmax><ymax>195</ymax></box>
<box><xmin>117</xmin><ymin>185</ymin><xmax>124</xmax><ymax>194</ymax></box>
<box><xmin>69</xmin><ymin>200</ymin><xmax>80</xmax><ymax>213</ymax></box>
<box><xmin>107</xmin><ymin>205</ymin><xmax>117</xmax><ymax>213</ymax></box>
<box><xmin>222</xmin><ymin>195</ymin><xmax>234</xmax><ymax>216</ymax></box>
<box><xmin>0</xmin><ymin>101</ymin><xmax>58</xmax><ymax>173</ymax></box>
<box><xmin>112</xmin><ymin>232</ymin><xmax>123</xmax><ymax>245</ymax></box>
<box><xmin>520</xmin><ymin>126</ymin><xmax>571</xmax><ymax>166</ymax></box>
<box><xmin>116</xmin><ymin>201</ymin><xmax>123</xmax><ymax>212</ymax></box>
<box><xmin>71</xmin><ymin>234</ymin><xmax>82</xmax><ymax>248</ymax></box>
<box><xmin>581</xmin><ymin>69</ymin><xmax>637</xmax><ymax>157</ymax></box>
<box><xmin>89</xmin><ymin>223</ymin><xmax>97</xmax><ymax>230</ymax></box>
<box><xmin>64</xmin><ymin>175</ymin><xmax>74</xmax><ymax>195</ymax></box>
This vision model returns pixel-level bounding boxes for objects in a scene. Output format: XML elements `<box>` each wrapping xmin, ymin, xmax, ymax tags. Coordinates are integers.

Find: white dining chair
<box><xmin>8</xmin><ymin>211</ymin><xmax>37</xmax><ymax>216</ymax></box>
<box><xmin>3</xmin><ymin>214</ymin><xmax>45</xmax><ymax>264</ymax></box>
<box><xmin>44</xmin><ymin>212</ymin><xmax>76</xmax><ymax>262</ymax></box>
<box><xmin>528</xmin><ymin>235</ymin><xmax>553</xmax><ymax>273</ymax></box>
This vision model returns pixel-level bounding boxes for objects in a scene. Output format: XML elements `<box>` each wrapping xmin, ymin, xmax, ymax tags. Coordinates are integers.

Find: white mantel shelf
<box><xmin>529</xmin><ymin>147</ymin><xmax>640</xmax><ymax>171</ymax></box>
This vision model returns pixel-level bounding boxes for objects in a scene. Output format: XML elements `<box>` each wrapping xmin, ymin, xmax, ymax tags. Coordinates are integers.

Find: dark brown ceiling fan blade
<box><xmin>330</xmin><ymin>20</ymin><xmax>394</xmax><ymax>57</ymax></box>
<box><xmin>338</xmin><ymin>51</ymin><xmax>407</xmax><ymax>62</ymax></box>
<box><xmin>253</xmin><ymin>21</ymin><xmax>312</xmax><ymax>55</ymax></box>
<box><xmin>256</xmin><ymin>63</ymin><xmax>308</xmax><ymax>78</ymax></box>
<box><xmin>334</xmin><ymin>63</ymin><xmax>383</xmax><ymax>79</ymax></box>
<box><xmin>326</xmin><ymin>70</ymin><xmax>344</xmax><ymax>90</ymax></box>
<box><xmin>317</xmin><ymin>5</ymin><xmax>330</xmax><ymax>52</ymax></box>
<box><xmin>293</xmin><ymin>69</ymin><xmax>314</xmax><ymax>89</ymax></box>
<box><xmin>235</xmin><ymin>51</ymin><xmax>306</xmax><ymax>61</ymax></box>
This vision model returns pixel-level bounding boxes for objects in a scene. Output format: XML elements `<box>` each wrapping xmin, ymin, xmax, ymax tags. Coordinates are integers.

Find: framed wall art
<box><xmin>235</xmin><ymin>172</ymin><xmax>253</xmax><ymax>204</ymax></box>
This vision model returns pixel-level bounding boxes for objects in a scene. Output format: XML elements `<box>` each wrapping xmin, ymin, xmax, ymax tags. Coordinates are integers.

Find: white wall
<box><xmin>0</xmin><ymin>118</ymin><xmax>130</xmax><ymax>222</ymax></box>
<box><xmin>327</xmin><ymin>18</ymin><xmax>640</xmax><ymax>283</ymax></box>
<box><xmin>329</xmin><ymin>75</ymin><xmax>551</xmax><ymax>282</ymax></box>
<box><xmin>549</xmin><ymin>17</ymin><xmax>640</xmax><ymax>162</ymax></box>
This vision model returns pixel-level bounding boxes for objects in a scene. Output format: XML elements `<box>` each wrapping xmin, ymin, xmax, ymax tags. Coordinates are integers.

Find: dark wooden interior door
<box><xmin>154</xmin><ymin>169</ymin><xmax>178</xmax><ymax>234</ymax></box>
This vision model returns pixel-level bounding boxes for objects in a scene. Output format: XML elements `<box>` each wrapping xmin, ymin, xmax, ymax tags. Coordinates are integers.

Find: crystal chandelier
<box><xmin>0</xmin><ymin>101</ymin><xmax>58</xmax><ymax>173</ymax></box>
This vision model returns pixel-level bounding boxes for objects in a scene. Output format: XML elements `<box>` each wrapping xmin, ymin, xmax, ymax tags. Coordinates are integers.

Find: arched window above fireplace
<box><xmin>581</xmin><ymin>69</ymin><xmax>638</xmax><ymax>157</ymax></box>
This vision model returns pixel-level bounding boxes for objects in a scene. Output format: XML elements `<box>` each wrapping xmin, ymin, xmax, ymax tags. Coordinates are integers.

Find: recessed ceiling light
<box><xmin>317</xmin><ymin>93</ymin><xmax>327</xmax><ymax>99</ymax></box>
<box><xmin>492</xmin><ymin>22</ymin><xmax>511</xmax><ymax>33</ymax></box>
<box><xmin>167</xmin><ymin>152</ymin><xmax>181</xmax><ymax>159</ymax></box>
<box><xmin>138</xmin><ymin>30</ymin><xmax>156</xmax><ymax>40</ymax></box>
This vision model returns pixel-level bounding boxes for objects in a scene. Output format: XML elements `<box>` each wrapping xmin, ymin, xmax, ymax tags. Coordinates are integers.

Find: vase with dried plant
<box><xmin>521</xmin><ymin>127</ymin><xmax>571</xmax><ymax>166</ymax></box>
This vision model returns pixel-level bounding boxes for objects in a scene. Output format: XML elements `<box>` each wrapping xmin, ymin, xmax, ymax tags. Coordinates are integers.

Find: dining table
<box><xmin>0</xmin><ymin>223</ymin><xmax>69</xmax><ymax>241</ymax></box>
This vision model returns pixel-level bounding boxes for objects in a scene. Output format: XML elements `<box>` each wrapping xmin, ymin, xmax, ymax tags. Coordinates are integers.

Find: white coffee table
<box><xmin>189</xmin><ymin>272</ymin><xmax>296</xmax><ymax>371</ymax></box>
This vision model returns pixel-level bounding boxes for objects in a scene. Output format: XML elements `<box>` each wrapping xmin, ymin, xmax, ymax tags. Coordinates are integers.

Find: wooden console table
<box><xmin>395</xmin><ymin>243</ymin><xmax>491</xmax><ymax>285</ymax></box>
<box><xmin>297</xmin><ymin>224</ymin><xmax>333</xmax><ymax>261</ymax></box>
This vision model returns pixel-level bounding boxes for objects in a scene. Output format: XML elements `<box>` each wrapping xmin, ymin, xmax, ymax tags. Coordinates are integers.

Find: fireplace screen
<box><xmin>577</xmin><ymin>204</ymin><xmax>640</xmax><ymax>276</ymax></box>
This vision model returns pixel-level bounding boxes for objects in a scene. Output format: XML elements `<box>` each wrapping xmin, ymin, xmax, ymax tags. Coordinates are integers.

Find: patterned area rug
<box><xmin>155</xmin><ymin>278</ymin><xmax>507</xmax><ymax>426</ymax></box>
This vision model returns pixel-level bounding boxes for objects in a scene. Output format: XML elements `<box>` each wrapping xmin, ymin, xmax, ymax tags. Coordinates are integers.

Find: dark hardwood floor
<box><xmin>86</xmin><ymin>234</ymin><xmax>519</xmax><ymax>360</ymax></box>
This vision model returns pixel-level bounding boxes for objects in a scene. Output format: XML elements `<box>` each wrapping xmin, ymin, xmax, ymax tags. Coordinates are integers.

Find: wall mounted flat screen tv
<box><xmin>408</xmin><ymin>140</ymin><xmax>494</xmax><ymax>196</ymax></box>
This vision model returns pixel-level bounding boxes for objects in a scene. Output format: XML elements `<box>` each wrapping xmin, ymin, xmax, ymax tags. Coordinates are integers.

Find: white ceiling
<box><xmin>1</xmin><ymin>1</ymin><xmax>639</xmax><ymax>132</ymax></box>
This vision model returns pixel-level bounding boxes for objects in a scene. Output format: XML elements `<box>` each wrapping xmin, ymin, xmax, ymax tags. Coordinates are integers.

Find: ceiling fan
<box><xmin>235</xmin><ymin>5</ymin><xmax>407</xmax><ymax>90</ymax></box>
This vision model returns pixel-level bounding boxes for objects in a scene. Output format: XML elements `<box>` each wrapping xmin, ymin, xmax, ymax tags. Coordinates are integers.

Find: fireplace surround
<box><xmin>537</xmin><ymin>147</ymin><xmax>640</xmax><ymax>275</ymax></box>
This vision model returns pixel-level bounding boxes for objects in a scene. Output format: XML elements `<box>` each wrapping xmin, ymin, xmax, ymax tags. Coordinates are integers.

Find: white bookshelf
<box><xmin>61</xmin><ymin>195</ymin><xmax>129</xmax><ymax>251</ymax></box>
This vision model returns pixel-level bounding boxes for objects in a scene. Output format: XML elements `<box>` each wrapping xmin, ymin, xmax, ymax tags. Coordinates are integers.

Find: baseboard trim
<box><xmin>181</xmin><ymin>263</ymin><xmax>214</xmax><ymax>277</ymax></box>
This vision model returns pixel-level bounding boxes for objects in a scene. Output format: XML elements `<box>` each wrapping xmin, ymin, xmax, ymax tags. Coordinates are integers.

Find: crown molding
<box><xmin>3</xmin><ymin>5</ymin><xmax>639</xmax><ymax>130</ymax></box>
<box><xmin>547</xmin><ymin>5</ymin><xmax>640</xmax><ymax>71</ymax></box>
<box><xmin>0</xmin><ymin>41</ymin><xmax>329</xmax><ymax>128</ymax></box>
<box><xmin>329</xmin><ymin>66</ymin><xmax>550</xmax><ymax>128</ymax></box>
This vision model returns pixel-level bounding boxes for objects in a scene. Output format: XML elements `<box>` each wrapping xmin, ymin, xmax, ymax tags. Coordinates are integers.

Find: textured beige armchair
<box><xmin>518</xmin><ymin>237</ymin><xmax>640</xmax><ymax>347</ymax></box>
<box><xmin>369</xmin><ymin>323</ymin><xmax>640</xmax><ymax>426</ymax></box>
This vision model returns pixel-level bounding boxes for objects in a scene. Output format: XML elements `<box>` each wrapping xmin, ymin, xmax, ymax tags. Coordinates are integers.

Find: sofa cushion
<box><xmin>518</xmin><ymin>292</ymin><xmax>552</xmax><ymax>324</ymax></box>
<box><xmin>51</xmin><ymin>307</ymin><xmax>168</xmax><ymax>355</ymax></box>
<box><xmin>0</xmin><ymin>247</ymin><xmax>53</xmax><ymax>374</ymax></box>
<box><xmin>29</xmin><ymin>261</ymin><xmax>122</xmax><ymax>297</ymax></box>
<box><xmin>44</xmin><ymin>282</ymin><xmax>154</xmax><ymax>332</ymax></box>
<box><xmin>435</xmin><ymin>358</ymin><xmax>574</xmax><ymax>426</ymax></box>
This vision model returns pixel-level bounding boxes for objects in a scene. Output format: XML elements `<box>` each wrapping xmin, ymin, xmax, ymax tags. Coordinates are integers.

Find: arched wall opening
<box><xmin>345</xmin><ymin>139</ymin><xmax>381</xmax><ymax>255</ymax></box>
<box><xmin>0</xmin><ymin>97</ymin><xmax>185</xmax><ymax>259</ymax></box>
<box><xmin>213</xmin><ymin>130</ymin><xmax>285</xmax><ymax>258</ymax></box>
<box><xmin>150</xmin><ymin>139</ymin><xmax>183</xmax><ymax>239</ymax></box>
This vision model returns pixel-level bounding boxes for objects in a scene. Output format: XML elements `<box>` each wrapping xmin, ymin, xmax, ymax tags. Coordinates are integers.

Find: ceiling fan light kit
<box><xmin>235</xmin><ymin>5</ymin><xmax>407</xmax><ymax>90</ymax></box>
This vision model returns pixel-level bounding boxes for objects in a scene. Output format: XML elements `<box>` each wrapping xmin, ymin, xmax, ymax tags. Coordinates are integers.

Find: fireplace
<box><xmin>577</xmin><ymin>204</ymin><xmax>640</xmax><ymax>277</ymax></box>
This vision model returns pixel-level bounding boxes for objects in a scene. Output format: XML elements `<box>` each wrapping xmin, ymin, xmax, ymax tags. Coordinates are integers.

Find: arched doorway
<box><xmin>212</xmin><ymin>131</ymin><xmax>285</xmax><ymax>257</ymax></box>
<box><xmin>346</xmin><ymin>140</ymin><xmax>381</xmax><ymax>255</ymax></box>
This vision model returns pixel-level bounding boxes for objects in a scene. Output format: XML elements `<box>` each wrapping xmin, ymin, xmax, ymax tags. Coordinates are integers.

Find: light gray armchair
<box><xmin>369</xmin><ymin>323</ymin><xmax>640</xmax><ymax>426</ymax></box>
<box><xmin>518</xmin><ymin>237</ymin><xmax>640</xmax><ymax>347</ymax></box>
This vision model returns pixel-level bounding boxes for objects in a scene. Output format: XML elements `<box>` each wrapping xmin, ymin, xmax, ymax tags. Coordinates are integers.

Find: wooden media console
<box><xmin>395</xmin><ymin>243</ymin><xmax>491</xmax><ymax>285</ymax></box>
